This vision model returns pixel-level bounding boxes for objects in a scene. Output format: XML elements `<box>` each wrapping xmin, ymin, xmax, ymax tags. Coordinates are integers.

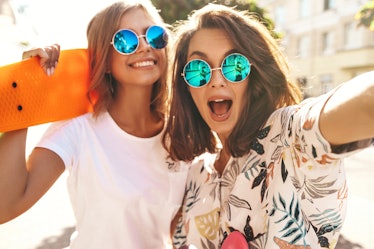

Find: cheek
<box><xmin>235</xmin><ymin>83</ymin><xmax>249</xmax><ymax>108</ymax></box>
<box><xmin>190</xmin><ymin>88</ymin><xmax>205</xmax><ymax>111</ymax></box>
<box><xmin>157</xmin><ymin>50</ymin><xmax>167</xmax><ymax>71</ymax></box>
<box><xmin>110</xmin><ymin>52</ymin><xmax>125</xmax><ymax>72</ymax></box>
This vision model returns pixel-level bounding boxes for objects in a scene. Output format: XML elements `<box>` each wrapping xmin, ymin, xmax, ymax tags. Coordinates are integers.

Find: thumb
<box><xmin>22</xmin><ymin>48</ymin><xmax>49</xmax><ymax>60</ymax></box>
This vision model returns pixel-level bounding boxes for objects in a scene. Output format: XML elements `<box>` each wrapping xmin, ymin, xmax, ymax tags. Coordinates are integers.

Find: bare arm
<box><xmin>320</xmin><ymin>71</ymin><xmax>374</xmax><ymax>146</ymax></box>
<box><xmin>0</xmin><ymin>129</ymin><xmax>65</xmax><ymax>224</ymax></box>
<box><xmin>0</xmin><ymin>45</ymin><xmax>63</xmax><ymax>223</ymax></box>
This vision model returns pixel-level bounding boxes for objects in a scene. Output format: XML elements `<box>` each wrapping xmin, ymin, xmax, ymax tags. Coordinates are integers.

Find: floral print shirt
<box><xmin>173</xmin><ymin>93</ymin><xmax>373</xmax><ymax>249</ymax></box>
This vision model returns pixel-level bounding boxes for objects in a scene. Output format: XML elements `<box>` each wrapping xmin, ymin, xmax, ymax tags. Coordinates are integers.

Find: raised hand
<box><xmin>22</xmin><ymin>44</ymin><xmax>60</xmax><ymax>76</ymax></box>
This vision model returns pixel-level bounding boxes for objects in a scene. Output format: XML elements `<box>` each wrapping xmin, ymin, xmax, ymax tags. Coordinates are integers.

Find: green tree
<box><xmin>356</xmin><ymin>0</ymin><xmax>374</xmax><ymax>31</ymax></box>
<box><xmin>151</xmin><ymin>0</ymin><xmax>280</xmax><ymax>38</ymax></box>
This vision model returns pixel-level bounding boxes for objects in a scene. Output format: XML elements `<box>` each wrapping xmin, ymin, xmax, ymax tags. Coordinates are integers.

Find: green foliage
<box><xmin>151</xmin><ymin>0</ymin><xmax>281</xmax><ymax>38</ymax></box>
<box><xmin>355</xmin><ymin>0</ymin><xmax>374</xmax><ymax>31</ymax></box>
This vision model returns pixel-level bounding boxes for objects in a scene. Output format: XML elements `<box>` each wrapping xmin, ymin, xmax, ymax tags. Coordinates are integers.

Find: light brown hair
<box><xmin>163</xmin><ymin>4</ymin><xmax>302</xmax><ymax>161</ymax></box>
<box><xmin>86</xmin><ymin>0</ymin><xmax>170</xmax><ymax>120</ymax></box>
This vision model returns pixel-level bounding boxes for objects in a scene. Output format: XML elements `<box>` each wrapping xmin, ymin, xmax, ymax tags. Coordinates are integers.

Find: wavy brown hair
<box><xmin>86</xmin><ymin>0</ymin><xmax>170</xmax><ymax>120</ymax></box>
<box><xmin>162</xmin><ymin>4</ymin><xmax>302</xmax><ymax>161</ymax></box>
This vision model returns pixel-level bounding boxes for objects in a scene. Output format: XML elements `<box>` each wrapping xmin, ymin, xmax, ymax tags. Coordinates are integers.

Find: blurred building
<box><xmin>0</xmin><ymin>0</ymin><xmax>115</xmax><ymax>65</ymax></box>
<box><xmin>0</xmin><ymin>0</ymin><xmax>39</xmax><ymax>65</ymax></box>
<box><xmin>258</xmin><ymin>0</ymin><xmax>374</xmax><ymax>97</ymax></box>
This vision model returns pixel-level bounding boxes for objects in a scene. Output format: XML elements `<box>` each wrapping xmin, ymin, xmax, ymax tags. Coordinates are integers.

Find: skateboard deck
<box><xmin>0</xmin><ymin>49</ymin><xmax>92</xmax><ymax>132</ymax></box>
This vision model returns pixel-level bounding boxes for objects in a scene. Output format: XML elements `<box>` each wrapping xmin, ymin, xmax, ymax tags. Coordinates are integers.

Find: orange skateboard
<box><xmin>0</xmin><ymin>49</ymin><xmax>92</xmax><ymax>132</ymax></box>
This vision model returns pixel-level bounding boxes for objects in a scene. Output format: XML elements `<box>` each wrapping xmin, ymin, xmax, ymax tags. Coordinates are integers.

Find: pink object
<box><xmin>221</xmin><ymin>231</ymin><xmax>249</xmax><ymax>249</ymax></box>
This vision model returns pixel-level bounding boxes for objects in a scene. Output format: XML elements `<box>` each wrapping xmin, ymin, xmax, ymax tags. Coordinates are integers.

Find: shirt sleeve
<box><xmin>264</xmin><ymin>92</ymin><xmax>372</xmax><ymax>248</ymax></box>
<box><xmin>36</xmin><ymin>118</ymin><xmax>82</xmax><ymax>170</ymax></box>
<box><xmin>280</xmin><ymin>91</ymin><xmax>373</xmax><ymax>167</ymax></box>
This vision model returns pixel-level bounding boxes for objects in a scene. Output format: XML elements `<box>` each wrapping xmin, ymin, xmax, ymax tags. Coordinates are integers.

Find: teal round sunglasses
<box><xmin>181</xmin><ymin>53</ymin><xmax>251</xmax><ymax>88</ymax></box>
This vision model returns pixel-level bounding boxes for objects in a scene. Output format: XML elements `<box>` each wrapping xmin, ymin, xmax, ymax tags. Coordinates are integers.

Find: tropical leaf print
<box><xmin>287</xmin><ymin>114</ymin><xmax>294</xmax><ymax>138</ymax></box>
<box><xmin>243</xmin><ymin>157</ymin><xmax>262</xmax><ymax>177</ymax></box>
<box><xmin>185</xmin><ymin>180</ymin><xmax>201</xmax><ymax>212</ymax></box>
<box><xmin>229</xmin><ymin>195</ymin><xmax>252</xmax><ymax>210</ymax></box>
<box><xmin>250</xmin><ymin>125</ymin><xmax>271</xmax><ymax>155</ymax></box>
<box><xmin>195</xmin><ymin>208</ymin><xmax>220</xmax><ymax>241</ymax></box>
<box><xmin>252</xmin><ymin>162</ymin><xmax>267</xmax><ymax>202</ymax></box>
<box><xmin>225</xmin><ymin>193</ymin><xmax>253</xmax><ymax>221</ymax></box>
<box><xmin>309</xmin><ymin>208</ymin><xmax>343</xmax><ymax>248</ymax></box>
<box><xmin>273</xmin><ymin>237</ymin><xmax>311</xmax><ymax>249</ymax></box>
<box><xmin>270</xmin><ymin>144</ymin><xmax>283</xmax><ymax>162</ymax></box>
<box><xmin>316</xmin><ymin>154</ymin><xmax>338</xmax><ymax>165</ymax></box>
<box><xmin>302</xmin><ymin>117</ymin><xmax>315</xmax><ymax>130</ymax></box>
<box><xmin>269</xmin><ymin>193</ymin><xmax>308</xmax><ymax>246</ymax></box>
<box><xmin>281</xmin><ymin>159</ymin><xmax>289</xmax><ymax>183</ymax></box>
<box><xmin>243</xmin><ymin>216</ymin><xmax>255</xmax><ymax>240</ymax></box>
<box><xmin>227</xmin><ymin>215</ymin><xmax>264</xmax><ymax>245</ymax></box>
<box><xmin>200</xmin><ymin>237</ymin><xmax>217</xmax><ymax>249</ymax></box>
<box><xmin>299</xmin><ymin>175</ymin><xmax>338</xmax><ymax>200</ymax></box>
<box><xmin>221</xmin><ymin>159</ymin><xmax>240</xmax><ymax>188</ymax></box>
<box><xmin>248</xmin><ymin>234</ymin><xmax>267</xmax><ymax>249</ymax></box>
<box><xmin>173</xmin><ymin>222</ymin><xmax>187</xmax><ymax>249</ymax></box>
<box><xmin>337</xmin><ymin>180</ymin><xmax>348</xmax><ymax>209</ymax></box>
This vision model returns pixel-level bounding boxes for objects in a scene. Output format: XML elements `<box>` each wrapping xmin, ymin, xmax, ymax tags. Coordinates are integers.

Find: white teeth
<box><xmin>133</xmin><ymin>60</ymin><xmax>154</xmax><ymax>68</ymax></box>
<box><xmin>213</xmin><ymin>99</ymin><xmax>224</xmax><ymax>102</ymax></box>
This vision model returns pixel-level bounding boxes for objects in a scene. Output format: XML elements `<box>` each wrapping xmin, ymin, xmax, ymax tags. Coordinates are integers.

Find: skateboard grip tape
<box><xmin>0</xmin><ymin>49</ymin><xmax>91</xmax><ymax>132</ymax></box>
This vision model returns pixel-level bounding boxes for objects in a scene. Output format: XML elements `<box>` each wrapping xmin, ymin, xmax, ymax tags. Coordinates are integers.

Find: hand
<box><xmin>22</xmin><ymin>44</ymin><xmax>61</xmax><ymax>76</ymax></box>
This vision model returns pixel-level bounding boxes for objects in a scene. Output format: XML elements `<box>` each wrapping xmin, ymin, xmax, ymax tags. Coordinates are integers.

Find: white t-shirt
<box><xmin>37</xmin><ymin>112</ymin><xmax>188</xmax><ymax>249</ymax></box>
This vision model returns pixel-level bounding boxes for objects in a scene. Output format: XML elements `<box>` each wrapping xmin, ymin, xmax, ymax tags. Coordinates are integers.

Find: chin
<box><xmin>210</xmin><ymin>126</ymin><xmax>233</xmax><ymax>138</ymax></box>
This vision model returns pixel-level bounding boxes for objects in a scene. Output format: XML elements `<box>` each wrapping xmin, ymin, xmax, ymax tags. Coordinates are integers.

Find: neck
<box><xmin>108</xmin><ymin>86</ymin><xmax>164</xmax><ymax>138</ymax></box>
<box><xmin>214</xmin><ymin>146</ymin><xmax>230</xmax><ymax>176</ymax></box>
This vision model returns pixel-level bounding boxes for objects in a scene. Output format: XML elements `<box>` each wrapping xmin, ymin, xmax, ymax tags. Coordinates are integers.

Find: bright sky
<box><xmin>14</xmin><ymin>0</ymin><xmax>119</xmax><ymax>48</ymax></box>
<box><xmin>0</xmin><ymin>0</ymin><xmax>119</xmax><ymax>65</ymax></box>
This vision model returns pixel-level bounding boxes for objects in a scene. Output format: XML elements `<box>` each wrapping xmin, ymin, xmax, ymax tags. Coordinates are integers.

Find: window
<box><xmin>274</xmin><ymin>5</ymin><xmax>286</xmax><ymax>29</ymax></box>
<box><xmin>324</xmin><ymin>0</ymin><xmax>336</xmax><ymax>11</ymax></box>
<box><xmin>322</xmin><ymin>32</ymin><xmax>334</xmax><ymax>55</ymax></box>
<box><xmin>299</xmin><ymin>0</ymin><xmax>310</xmax><ymax>18</ymax></box>
<box><xmin>344</xmin><ymin>22</ymin><xmax>361</xmax><ymax>49</ymax></box>
<box><xmin>297</xmin><ymin>36</ymin><xmax>310</xmax><ymax>58</ymax></box>
<box><xmin>320</xmin><ymin>74</ymin><xmax>333</xmax><ymax>94</ymax></box>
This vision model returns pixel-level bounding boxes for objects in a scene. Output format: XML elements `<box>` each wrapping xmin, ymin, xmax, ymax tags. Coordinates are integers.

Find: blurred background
<box><xmin>0</xmin><ymin>0</ymin><xmax>373</xmax><ymax>248</ymax></box>
<box><xmin>1</xmin><ymin>0</ymin><xmax>374</xmax><ymax>94</ymax></box>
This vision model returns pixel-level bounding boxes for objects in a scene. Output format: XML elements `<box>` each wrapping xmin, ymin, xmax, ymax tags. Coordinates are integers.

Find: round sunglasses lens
<box><xmin>113</xmin><ymin>30</ymin><xmax>138</xmax><ymax>54</ymax></box>
<box><xmin>184</xmin><ymin>60</ymin><xmax>211</xmax><ymax>87</ymax></box>
<box><xmin>147</xmin><ymin>26</ymin><xmax>168</xmax><ymax>49</ymax></box>
<box><xmin>221</xmin><ymin>54</ymin><xmax>251</xmax><ymax>82</ymax></box>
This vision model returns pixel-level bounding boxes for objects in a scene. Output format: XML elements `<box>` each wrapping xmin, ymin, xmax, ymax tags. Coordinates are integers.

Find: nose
<box><xmin>209</xmin><ymin>68</ymin><xmax>227</xmax><ymax>88</ymax></box>
<box><xmin>136</xmin><ymin>35</ymin><xmax>151</xmax><ymax>52</ymax></box>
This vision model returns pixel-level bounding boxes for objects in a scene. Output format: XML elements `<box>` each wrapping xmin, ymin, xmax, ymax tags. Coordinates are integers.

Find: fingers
<box><xmin>40</xmin><ymin>44</ymin><xmax>60</xmax><ymax>76</ymax></box>
<box><xmin>22</xmin><ymin>48</ymin><xmax>49</xmax><ymax>60</ymax></box>
<box><xmin>22</xmin><ymin>44</ymin><xmax>61</xmax><ymax>76</ymax></box>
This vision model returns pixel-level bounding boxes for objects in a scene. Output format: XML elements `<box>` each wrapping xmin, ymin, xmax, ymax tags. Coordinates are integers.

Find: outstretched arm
<box><xmin>320</xmin><ymin>71</ymin><xmax>374</xmax><ymax>146</ymax></box>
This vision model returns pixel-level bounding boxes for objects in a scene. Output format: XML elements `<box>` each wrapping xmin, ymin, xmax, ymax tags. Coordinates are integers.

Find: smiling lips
<box><xmin>208</xmin><ymin>99</ymin><xmax>232</xmax><ymax>120</ymax></box>
<box><xmin>131</xmin><ymin>60</ymin><xmax>156</xmax><ymax>68</ymax></box>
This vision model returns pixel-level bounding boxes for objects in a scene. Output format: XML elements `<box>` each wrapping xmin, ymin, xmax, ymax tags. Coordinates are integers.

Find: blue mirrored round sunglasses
<box><xmin>111</xmin><ymin>25</ymin><xmax>168</xmax><ymax>55</ymax></box>
<box><xmin>182</xmin><ymin>53</ymin><xmax>251</xmax><ymax>88</ymax></box>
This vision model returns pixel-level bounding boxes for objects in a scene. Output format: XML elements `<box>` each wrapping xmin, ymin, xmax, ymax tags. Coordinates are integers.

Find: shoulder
<box><xmin>43</xmin><ymin>112</ymin><xmax>98</xmax><ymax>137</ymax></box>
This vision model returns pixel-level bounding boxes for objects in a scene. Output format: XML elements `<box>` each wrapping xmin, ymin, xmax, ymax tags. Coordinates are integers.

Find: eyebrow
<box><xmin>188</xmin><ymin>48</ymin><xmax>239</xmax><ymax>60</ymax></box>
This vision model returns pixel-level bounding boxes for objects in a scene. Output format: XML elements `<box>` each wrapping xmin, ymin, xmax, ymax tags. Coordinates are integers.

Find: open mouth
<box><xmin>208</xmin><ymin>99</ymin><xmax>232</xmax><ymax>116</ymax></box>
